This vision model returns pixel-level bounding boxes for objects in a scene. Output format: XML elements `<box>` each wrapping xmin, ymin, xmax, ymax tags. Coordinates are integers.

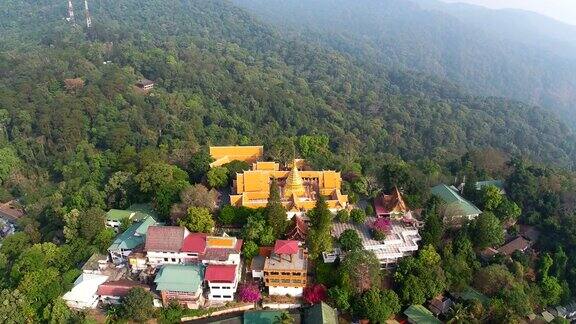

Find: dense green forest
<box><xmin>1</xmin><ymin>0</ymin><xmax>576</xmax><ymax>322</ymax></box>
<box><xmin>232</xmin><ymin>0</ymin><xmax>576</xmax><ymax>124</ymax></box>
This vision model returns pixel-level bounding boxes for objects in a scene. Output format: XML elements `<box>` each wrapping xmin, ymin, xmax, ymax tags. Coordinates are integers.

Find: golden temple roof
<box><xmin>284</xmin><ymin>163</ymin><xmax>306</xmax><ymax>198</ymax></box>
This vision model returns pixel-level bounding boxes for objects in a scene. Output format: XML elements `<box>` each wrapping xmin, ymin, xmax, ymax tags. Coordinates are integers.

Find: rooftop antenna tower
<box><xmin>67</xmin><ymin>0</ymin><xmax>76</xmax><ymax>25</ymax></box>
<box><xmin>84</xmin><ymin>0</ymin><xmax>92</xmax><ymax>28</ymax></box>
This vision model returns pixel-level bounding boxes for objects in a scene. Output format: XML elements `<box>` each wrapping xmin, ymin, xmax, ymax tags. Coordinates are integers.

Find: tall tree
<box><xmin>177</xmin><ymin>207</ymin><xmax>215</xmax><ymax>233</ymax></box>
<box><xmin>307</xmin><ymin>196</ymin><xmax>333</xmax><ymax>259</ymax></box>
<box><xmin>266</xmin><ymin>179</ymin><xmax>288</xmax><ymax>238</ymax></box>
<box><xmin>471</xmin><ymin>212</ymin><xmax>504</xmax><ymax>249</ymax></box>
<box><xmin>121</xmin><ymin>287</ymin><xmax>155</xmax><ymax>322</ymax></box>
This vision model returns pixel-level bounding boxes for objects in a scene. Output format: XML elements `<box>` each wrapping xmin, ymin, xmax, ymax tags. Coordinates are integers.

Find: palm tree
<box><xmin>446</xmin><ymin>303</ymin><xmax>475</xmax><ymax>324</ymax></box>
<box><xmin>274</xmin><ymin>311</ymin><xmax>294</xmax><ymax>324</ymax></box>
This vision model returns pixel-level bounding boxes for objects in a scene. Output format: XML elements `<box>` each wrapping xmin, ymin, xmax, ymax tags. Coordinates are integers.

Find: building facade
<box><xmin>263</xmin><ymin>240</ymin><xmax>308</xmax><ymax>297</ymax></box>
<box><xmin>204</xmin><ymin>264</ymin><xmax>239</xmax><ymax>302</ymax></box>
<box><xmin>145</xmin><ymin>226</ymin><xmax>242</xmax><ymax>267</ymax></box>
<box><xmin>154</xmin><ymin>264</ymin><xmax>205</xmax><ymax>309</ymax></box>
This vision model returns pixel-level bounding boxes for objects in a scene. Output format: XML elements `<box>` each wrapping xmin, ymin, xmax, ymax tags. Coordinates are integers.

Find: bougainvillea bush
<box><xmin>303</xmin><ymin>284</ymin><xmax>327</xmax><ymax>304</ymax></box>
<box><xmin>370</xmin><ymin>217</ymin><xmax>391</xmax><ymax>240</ymax></box>
<box><xmin>237</xmin><ymin>283</ymin><xmax>261</xmax><ymax>303</ymax></box>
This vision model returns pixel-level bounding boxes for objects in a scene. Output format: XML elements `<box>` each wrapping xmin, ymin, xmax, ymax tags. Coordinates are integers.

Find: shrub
<box><xmin>336</xmin><ymin>209</ymin><xmax>350</xmax><ymax>222</ymax></box>
<box><xmin>350</xmin><ymin>208</ymin><xmax>366</xmax><ymax>224</ymax></box>
<box><xmin>303</xmin><ymin>284</ymin><xmax>328</xmax><ymax>304</ymax></box>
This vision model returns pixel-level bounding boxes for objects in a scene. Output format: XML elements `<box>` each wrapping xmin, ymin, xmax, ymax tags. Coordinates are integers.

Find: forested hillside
<box><xmin>1</xmin><ymin>0</ymin><xmax>574</xmax><ymax>170</ymax></box>
<box><xmin>232</xmin><ymin>0</ymin><xmax>576</xmax><ymax>123</ymax></box>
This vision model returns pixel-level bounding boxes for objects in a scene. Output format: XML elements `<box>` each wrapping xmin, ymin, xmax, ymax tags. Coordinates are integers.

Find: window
<box><xmin>223</xmin><ymin>295</ymin><xmax>231</xmax><ymax>298</ymax></box>
<box><xmin>281</xmin><ymin>272</ymin><xmax>290</xmax><ymax>276</ymax></box>
<box><xmin>213</xmin><ymin>295</ymin><xmax>221</xmax><ymax>298</ymax></box>
<box><xmin>212</xmin><ymin>286</ymin><xmax>220</xmax><ymax>290</ymax></box>
<box><xmin>171</xmin><ymin>258</ymin><xmax>176</xmax><ymax>262</ymax></box>
<box><xmin>164</xmin><ymin>258</ymin><xmax>168</xmax><ymax>261</ymax></box>
<box><xmin>292</xmin><ymin>280</ymin><xmax>301</xmax><ymax>284</ymax></box>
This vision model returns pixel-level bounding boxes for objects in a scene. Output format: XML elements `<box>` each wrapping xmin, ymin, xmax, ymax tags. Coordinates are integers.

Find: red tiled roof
<box><xmin>259</xmin><ymin>246</ymin><xmax>273</xmax><ymax>257</ymax></box>
<box><xmin>97</xmin><ymin>280</ymin><xmax>150</xmax><ymax>297</ymax></box>
<box><xmin>286</xmin><ymin>216</ymin><xmax>308</xmax><ymax>241</ymax></box>
<box><xmin>181</xmin><ymin>233</ymin><xmax>208</xmax><ymax>253</ymax></box>
<box><xmin>498</xmin><ymin>236</ymin><xmax>531</xmax><ymax>256</ymax></box>
<box><xmin>273</xmin><ymin>240</ymin><xmax>300</xmax><ymax>255</ymax></box>
<box><xmin>145</xmin><ymin>226</ymin><xmax>187</xmax><ymax>252</ymax></box>
<box><xmin>375</xmin><ymin>187</ymin><xmax>408</xmax><ymax>216</ymax></box>
<box><xmin>205</xmin><ymin>264</ymin><xmax>237</xmax><ymax>283</ymax></box>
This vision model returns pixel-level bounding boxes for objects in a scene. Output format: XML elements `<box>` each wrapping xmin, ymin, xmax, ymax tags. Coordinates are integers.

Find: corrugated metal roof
<box><xmin>154</xmin><ymin>264</ymin><xmax>204</xmax><ymax>293</ymax></box>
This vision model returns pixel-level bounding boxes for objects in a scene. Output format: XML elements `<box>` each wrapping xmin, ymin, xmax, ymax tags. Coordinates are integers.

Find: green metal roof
<box><xmin>154</xmin><ymin>264</ymin><xmax>204</xmax><ymax>293</ymax></box>
<box><xmin>475</xmin><ymin>180</ymin><xmax>505</xmax><ymax>191</ymax></box>
<box><xmin>404</xmin><ymin>305</ymin><xmax>441</xmax><ymax>324</ymax></box>
<box><xmin>128</xmin><ymin>203</ymin><xmax>159</xmax><ymax>218</ymax></box>
<box><xmin>431</xmin><ymin>184</ymin><xmax>482</xmax><ymax>216</ymax></box>
<box><xmin>107</xmin><ymin>216</ymin><xmax>157</xmax><ymax>251</ymax></box>
<box><xmin>453</xmin><ymin>286</ymin><xmax>489</xmax><ymax>305</ymax></box>
<box><xmin>304</xmin><ymin>302</ymin><xmax>338</xmax><ymax>324</ymax></box>
<box><xmin>106</xmin><ymin>203</ymin><xmax>159</xmax><ymax>223</ymax></box>
<box><xmin>106</xmin><ymin>209</ymin><xmax>136</xmax><ymax>221</ymax></box>
<box><xmin>243</xmin><ymin>311</ymin><xmax>283</xmax><ymax>324</ymax></box>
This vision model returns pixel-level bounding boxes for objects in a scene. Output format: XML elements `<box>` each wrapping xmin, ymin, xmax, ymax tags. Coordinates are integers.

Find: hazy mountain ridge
<box><xmin>232</xmin><ymin>0</ymin><xmax>576</xmax><ymax>123</ymax></box>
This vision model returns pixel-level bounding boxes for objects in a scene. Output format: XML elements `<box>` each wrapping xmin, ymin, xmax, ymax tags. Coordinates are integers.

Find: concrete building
<box><xmin>331</xmin><ymin>217</ymin><xmax>421</xmax><ymax>268</ymax></box>
<box><xmin>204</xmin><ymin>264</ymin><xmax>239</xmax><ymax>302</ymax></box>
<box><xmin>144</xmin><ymin>226</ymin><xmax>242</xmax><ymax>267</ymax></box>
<box><xmin>63</xmin><ymin>273</ymin><xmax>109</xmax><ymax>309</ymax></box>
<box><xmin>263</xmin><ymin>240</ymin><xmax>308</xmax><ymax>297</ymax></box>
<box><xmin>154</xmin><ymin>264</ymin><xmax>205</xmax><ymax>309</ymax></box>
<box><xmin>107</xmin><ymin>216</ymin><xmax>158</xmax><ymax>264</ymax></box>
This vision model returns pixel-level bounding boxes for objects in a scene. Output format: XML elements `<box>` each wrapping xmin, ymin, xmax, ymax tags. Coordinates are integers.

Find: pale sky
<box><xmin>441</xmin><ymin>0</ymin><xmax>576</xmax><ymax>25</ymax></box>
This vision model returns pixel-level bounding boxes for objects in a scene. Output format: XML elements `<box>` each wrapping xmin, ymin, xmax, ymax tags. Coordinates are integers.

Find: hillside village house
<box><xmin>204</xmin><ymin>264</ymin><xmax>240</xmax><ymax>302</ymax></box>
<box><xmin>105</xmin><ymin>209</ymin><xmax>152</xmax><ymax>232</ymax></box>
<box><xmin>145</xmin><ymin>226</ymin><xmax>242</xmax><ymax>266</ymax></box>
<box><xmin>136</xmin><ymin>78</ymin><xmax>154</xmax><ymax>91</ymax></box>
<box><xmin>97</xmin><ymin>280</ymin><xmax>151</xmax><ymax>305</ymax></box>
<box><xmin>431</xmin><ymin>184</ymin><xmax>482</xmax><ymax>224</ymax></box>
<box><xmin>63</xmin><ymin>273</ymin><xmax>109</xmax><ymax>309</ymax></box>
<box><xmin>263</xmin><ymin>240</ymin><xmax>308</xmax><ymax>296</ymax></box>
<box><xmin>210</xmin><ymin>146</ymin><xmax>348</xmax><ymax>218</ymax></box>
<box><xmin>154</xmin><ymin>264</ymin><xmax>205</xmax><ymax>309</ymax></box>
<box><xmin>107</xmin><ymin>216</ymin><xmax>158</xmax><ymax>264</ymax></box>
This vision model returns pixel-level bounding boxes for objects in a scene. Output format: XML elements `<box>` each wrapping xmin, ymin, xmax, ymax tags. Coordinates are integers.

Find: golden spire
<box><xmin>284</xmin><ymin>161</ymin><xmax>306</xmax><ymax>198</ymax></box>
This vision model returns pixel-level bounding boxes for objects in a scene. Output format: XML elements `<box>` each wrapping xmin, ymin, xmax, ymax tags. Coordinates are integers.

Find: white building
<box><xmin>145</xmin><ymin>226</ymin><xmax>242</xmax><ymax>267</ymax></box>
<box><xmin>204</xmin><ymin>264</ymin><xmax>239</xmax><ymax>302</ymax></box>
<box><xmin>63</xmin><ymin>273</ymin><xmax>109</xmax><ymax>309</ymax></box>
<box><xmin>331</xmin><ymin>217</ymin><xmax>421</xmax><ymax>268</ymax></box>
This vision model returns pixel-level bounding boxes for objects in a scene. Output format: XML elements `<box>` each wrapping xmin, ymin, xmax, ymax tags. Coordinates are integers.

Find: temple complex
<box><xmin>210</xmin><ymin>146</ymin><xmax>348</xmax><ymax>217</ymax></box>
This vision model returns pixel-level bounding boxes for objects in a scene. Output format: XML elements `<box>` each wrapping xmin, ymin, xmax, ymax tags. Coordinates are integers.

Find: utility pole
<box><xmin>84</xmin><ymin>0</ymin><xmax>92</xmax><ymax>29</ymax></box>
<box><xmin>67</xmin><ymin>0</ymin><xmax>76</xmax><ymax>25</ymax></box>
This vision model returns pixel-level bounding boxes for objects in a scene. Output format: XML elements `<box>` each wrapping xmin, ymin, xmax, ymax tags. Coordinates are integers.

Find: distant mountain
<box><xmin>232</xmin><ymin>0</ymin><xmax>576</xmax><ymax>123</ymax></box>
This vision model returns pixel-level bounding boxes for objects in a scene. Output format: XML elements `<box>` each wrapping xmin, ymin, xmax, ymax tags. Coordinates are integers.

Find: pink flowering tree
<box><xmin>370</xmin><ymin>217</ymin><xmax>391</xmax><ymax>240</ymax></box>
<box><xmin>303</xmin><ymin>284</ymin><xmax>327</xmax><ymax>304</ymax></box>
<box><xmin>237</xmin><ymin>283</ymin><xmax>261</xmax><ymax>303</ymax></box>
